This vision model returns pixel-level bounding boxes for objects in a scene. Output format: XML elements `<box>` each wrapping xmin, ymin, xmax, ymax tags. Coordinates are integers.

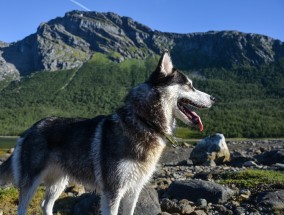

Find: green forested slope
<box><xmin>0</xmin><ymin>53</ymin><xmax>283</xmax><ymax>138</ymax></box>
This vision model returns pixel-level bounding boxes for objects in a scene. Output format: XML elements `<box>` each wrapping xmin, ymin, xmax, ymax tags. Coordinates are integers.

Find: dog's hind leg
<box><xmin>18</xmin><ymin>176</ymin><xmax>42</xmax><ymax>215</ymax></box>
<box><xmin>41</xmin><ymin>176</ymin><xmax>69</xmax><ymax>215</ymax></box>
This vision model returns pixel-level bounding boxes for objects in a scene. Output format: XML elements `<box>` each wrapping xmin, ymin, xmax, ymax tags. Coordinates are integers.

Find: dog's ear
<box><xmin>156</xmin><ymin>51</ymin><xmax>174</xmax><ymax>76</ymax></box>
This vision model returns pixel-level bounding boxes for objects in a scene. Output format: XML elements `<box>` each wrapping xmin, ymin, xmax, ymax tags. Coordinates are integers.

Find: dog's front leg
<box><xmin>121</xmin><ymin>187</ymin><xmax>142</xmax><ymax>215</ymax></box>
<box><xmin>100</xmin><ymin>191</ymin><xmax>123</xmax><ymax>215</ymax></box>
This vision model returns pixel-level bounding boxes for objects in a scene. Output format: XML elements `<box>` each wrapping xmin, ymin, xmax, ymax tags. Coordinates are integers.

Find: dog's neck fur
<box><xmin>117</xmin><ymin>83</ymin><xmax>175</xmax><ymax>136</ymax></box>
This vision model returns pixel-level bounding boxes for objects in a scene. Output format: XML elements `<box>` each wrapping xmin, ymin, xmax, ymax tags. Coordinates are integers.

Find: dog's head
<box><xmin>148</xmin><ymin>51</ymin><xmax>215</xmax><ymax>131</ymax></box>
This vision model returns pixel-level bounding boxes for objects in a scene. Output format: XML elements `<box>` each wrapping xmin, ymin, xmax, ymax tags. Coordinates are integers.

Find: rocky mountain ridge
<box><xmin>0</xmin><ymin>10</ymin><xmax>284</xmax><ymax>78</ymax></box>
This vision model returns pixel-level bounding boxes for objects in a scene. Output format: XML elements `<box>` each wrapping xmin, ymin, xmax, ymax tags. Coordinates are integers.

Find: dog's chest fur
<box><xmin>117</xmin><ymin>136</ymin><xmax>166</xmax><ymax>190</ymax></box>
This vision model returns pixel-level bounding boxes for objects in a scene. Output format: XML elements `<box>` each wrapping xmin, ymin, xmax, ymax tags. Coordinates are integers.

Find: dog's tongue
<box><xmin>191</xmin><ymin>111</ymin><xmax>203</xmax><ymax>132</ymax></box>
<box><xmin>184</xmin><ymin>109</ymin><xmax>204</xmax><ymax>131</ymax></box>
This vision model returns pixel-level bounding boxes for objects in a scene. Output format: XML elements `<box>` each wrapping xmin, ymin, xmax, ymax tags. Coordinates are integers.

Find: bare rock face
<box><xmin>0</xmin><ymin>10</ymin><xmax>283</xmax><ymax>78</ymax></box>
<box><xmin>190</xmin><ymin>133</ymin><xmax>230</xmax><ymax>165</ymax></box>
<box><xmin>0</xmin><ymin>51</ymin><xmax>19</xmax><ymax>81</ymax></box>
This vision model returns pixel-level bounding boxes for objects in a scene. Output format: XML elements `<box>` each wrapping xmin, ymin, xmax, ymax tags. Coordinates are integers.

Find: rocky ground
<box><xmin>151</xmin><ymin>139</ymin><xmax>284</xmax><ymax>215</ymax></box>
<box><xmin>1</xmin><ymin>138</ymin><xmax>284</xmax><ymax>215</ymax></box>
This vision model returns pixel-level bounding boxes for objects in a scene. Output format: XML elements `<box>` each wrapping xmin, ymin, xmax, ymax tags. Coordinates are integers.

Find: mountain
<box><xmin>0</xmin><ymin>11</ymin><xmax>283</xmax><ymax>138</ymax></box>
<box><xmin>0</xmin><ymin>10</ymin><xmax>284</xmax><ymax>77</ymax></box>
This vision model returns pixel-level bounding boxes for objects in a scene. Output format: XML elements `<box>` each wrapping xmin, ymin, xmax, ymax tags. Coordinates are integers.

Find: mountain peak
<box><xmin>0</xmin><ymin>11</ymin><xmax>284</xmax><ymax>77</ymax></box>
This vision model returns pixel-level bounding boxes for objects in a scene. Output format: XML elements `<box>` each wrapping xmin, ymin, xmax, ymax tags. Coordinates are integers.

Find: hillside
<box><xmin>0</xmin><ymin>10</ymin><xmax>284</xmax><ymax>77</ymax></box>
<box><xmin>0</xmin><ymin>53</ymin><xmax>283</xmax><ymax>137</ymax></box>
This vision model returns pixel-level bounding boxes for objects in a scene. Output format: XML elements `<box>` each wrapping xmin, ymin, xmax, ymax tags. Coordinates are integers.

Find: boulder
<box><xmin>229</xmin><ymin>151</ymin><xmax>254</xmax><ymax>167</ymax></box>
<box><xmin>134</xmin><ymin>186</ymin><xmax>161</xmax><ymax>215</ymax></box>
<box><xmin>71</xmin><ymin>186</ymin><xmax>161</xmax><ymax>215</ymax></box>
<box><xmin>254</xmin><ymin>149</ymin><xmax>284</xmax><ymax>165</ymax></box>
<box><xmin>71</xmin><ymin>193</ymin><xmax>100</xmax><ymax>215</ymax></box>
<box><xmin>167</xmin><ymin>179</ymin><xmax>235</xmax><ymax>204</ymax></box>
<box><xmin>253</xmin><ymin>190</ymin><xmax>284</xmax><ymax>210</ymax></box>
<box><xmin>190</xmin><ymin>133</ymin><xmax>230</xmax><ymax>165</ymax></box>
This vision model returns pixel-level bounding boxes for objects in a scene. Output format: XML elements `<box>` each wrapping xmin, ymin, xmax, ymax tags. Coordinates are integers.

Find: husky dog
<box><xmin>0</xmin><ymin>52</ymin><xmax>214</xmax><ymax>215</ymax></box>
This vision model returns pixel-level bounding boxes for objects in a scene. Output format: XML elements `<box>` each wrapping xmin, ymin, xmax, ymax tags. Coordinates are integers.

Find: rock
<box><xmin>71</xmin><ymin>193</ymin><xmax>100</xmax><ymax>215</ymax></box>
<box><xmin>134</xmin><ymin>186</ymin><xmax>161</xmax><ymax>215</ymax></box>
<box><xmin>272</xmin><ymin>163</ymin><xmax>284</xmax><ymax>170</ymax></box>
<box><xmin>196</xmin><ymin>198</ymin><xmax>207</xmax><ymax>207</ymax></box>
<box><xmin>167</xmin><ymin>179</ymin><xmax>235</xmax><ymax>204</ymax></box>
<box><xmin>255</xmin><ymin>149</ymin><xmax>284</xmax><ymax>165</ymax></box>
<box><xmin>160</xmin><ymin>146</ymin><xmax>192</xmax><ymax>165</ymax></box>
<box><xmin>6</xmin><ymin>148</ymin><xmax>14</xmax><ymax>154</ymax></box>
<box><xmin>238</xmin><ymin>189</ymin><xmax>251</xmax><ymax>201</ymax></box>
<box><xmin>71</xmin><ymin>186</ymin><xmax>160</xmax><ymax>215</ymax></box>
<box><xmin>202</xmin><ymin>160</ymin><xmax>216</xmax><ymax>167</ymax></box>
<box><xmin>243</xmin><ymin>161</ymin><xmax>259</xmax><ymax>167</ymax></box>
<box><xmin>229</xmin><ymin>151</ymin><xmax>254</xmax><ymax>167</ymax></box>
<box><xmin>213</xmin><ymin>204</ymin><xmax>228</xmax><ymax>213</ymax></box>
<box><xmin>160</xmin><ymin>212</ymin><xmax>171</xmax><ymax>215</ymax></box>
<box><xmin>65</xmin><ymin>184</ymin><xmax>85</xmax><ymax>197</ymax></box>
<box><xmin>190</xmin><ymin>210</ymin><xmax>207</xmax><ymax>215</ymax></box>
<box><xmin>253</xmin><ymin>190</ymin><xmax>284</xmax><ymax>210</ymax></box>
<box><xmin>190</xmin><ymin>133</ymin><xmax>230</xmax><ymax>165</ymax></box>
<box><xmin>160</xmin><ymin>198</ymin><xmax>195</xmax><ymax>214</ymax></box>
<box><xmin>0</xmin><ymin>53</ymin><xmax>19</xmax><ymax>81</ymax></box>
<box><xmin>160</xmin><ymin>198</ymin><xmax>180</xmax><ymax>214</ymax></box>
<box><xmin>233</xmin><ymin>206</ymin><xmax>246</xmax><ymax>215</ymax></box>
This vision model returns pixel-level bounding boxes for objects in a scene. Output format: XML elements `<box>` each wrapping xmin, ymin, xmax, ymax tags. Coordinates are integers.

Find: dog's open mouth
<box><xmin>177</xmin><ymin>98</ymin><xmax>204</xmax><ymax>131</ymax></box>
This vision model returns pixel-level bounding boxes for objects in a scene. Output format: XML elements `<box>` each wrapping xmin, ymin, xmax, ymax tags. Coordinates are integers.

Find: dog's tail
<box><xmin>0</xmin><ymin>155</ymin><xmax>13</xmax><ymax>186</ymax></box>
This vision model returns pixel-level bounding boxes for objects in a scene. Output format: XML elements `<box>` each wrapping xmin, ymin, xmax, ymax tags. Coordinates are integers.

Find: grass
<box><xmin>0</xmin><ymin>136</ymin><xmax>18</xmax><ymax>149</ymax></box>
<box><xmin>0</xmin><ymin>187</ymin><xmax>45</xmax><ymax>215</ymax></box>
<box><xmin>219</xmin><ymin>169</ymin><xmax>284</xmax><ymax>190</ymax></box>
<box><xmin>0</xmin><ymin>186</ymin><xmax>75</xmax><ymax>215</ymax></box>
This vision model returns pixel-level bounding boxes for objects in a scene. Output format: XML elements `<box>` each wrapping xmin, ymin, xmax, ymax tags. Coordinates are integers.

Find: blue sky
<box><xmin>0</xmin><ymin>0</ymin><xmax>283</xmax><ymax>43</ymax></box>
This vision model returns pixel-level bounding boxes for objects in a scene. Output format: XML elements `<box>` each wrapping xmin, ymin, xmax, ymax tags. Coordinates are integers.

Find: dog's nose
<box><xmin>210</xmin><ymin>96</ymin><xmax>216</xmax><ymax>102</ymax></box>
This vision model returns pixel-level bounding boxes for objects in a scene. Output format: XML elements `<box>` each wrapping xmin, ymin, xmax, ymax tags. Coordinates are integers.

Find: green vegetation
<box><xmin>0</xmin><ymin>53</ymin><xmax>283</xmax><ymax>138</ymax></box>
<box><xmin>0</xmin><ymin>137</ymin><xmax>18</xmax><ymax>149</ymax></box>
<box><xmin>0</xmin><ymin>187</ymin><xmax>45</xmax><ymax>215</ymax></box>
<box><xmin>0</xmin><ymin>186</ymin><xmax>75</xmax><ymax>215</ymax></box>
<box><xmin>219</xmin><ymin>169</ymin><xmax>284</xmax><ymax>189</ymax></box>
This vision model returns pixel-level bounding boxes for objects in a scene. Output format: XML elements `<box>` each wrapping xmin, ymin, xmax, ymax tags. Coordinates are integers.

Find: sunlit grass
<box><xmin>0</xmin><ymin>187</ymin><xmax>45</xmax><ymax>215</ymax></box>
<box><xmin>219</xmin><ymin>169</ymin><xmax>284</xmax><ymax>189</ymax></box>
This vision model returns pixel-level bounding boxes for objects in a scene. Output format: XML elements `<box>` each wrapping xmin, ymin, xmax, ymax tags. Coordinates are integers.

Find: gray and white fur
<box><xmin>0</xmin><ymin>52</ymin><xmax>214</xmax><ymax>215</ymax></box>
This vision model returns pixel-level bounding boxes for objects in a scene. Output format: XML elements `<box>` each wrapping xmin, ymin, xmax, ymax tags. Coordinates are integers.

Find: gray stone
<box><xmin>255</xmin><ymin>149</ymin><xmax>284</xmax><ymax>165</ymax></box>
<box><xmin>71</xmin><ymin>186</ymin><xmax>160</xmax><ymax>215</ymax></box>
<box><xmin>71</xmin><ymin>193</ymin><xmax>100</xmax><ymax>215</ymax></box>
<box><xmin>65</xmin><ymin>184</ymin><xmax>85</xmax><ymax>196</ymax></box>
<box><xmin>196</xmin><ymin>198</ymin><xmax>207</xmax><ymax>207</ymax></box>
<box><xmin>254</xmin><ymin>190</ymin><xmax>284</xmax><ymax>210</ymax></box>
<box><xmin>243</xmin><ymin>160</ymin><xmax>259</xmax><ymax>167</ymax></box>
<box><xmin>134</xmin><ymin>186</ymin><xmax>161</xmax><ymax>215</ymax></box>
<box><xmin>202</xmin><ymin>160</ymin><xmax>216</xmax><ymax>167</ymax></box>
<box><xmin>191</xmin><ymin>210</ymin><xmax>207</xmax><ymax>215</ymax></box>
<box><xmin>167</xmin><ymin>179</ymin><xmax>235</xmax><ymax>204</ymax></box>
<box><xmin>229</xmin><ymin>151</ymin><xmax>254</xmax><ymax>167</ymax></box>
<box><xmin>190</xmin><ymin>133</ymin><xmax>230</xmax><ymax>165</ymax></box>
<box><xmin>161</xmin><ymin>198</ymin><xmax>194</xmax><ymax>214</ymax></box>
<box><xmin>239</xmin><ymin>189</ymin><xmax>251</xmax><ymax>201</ymax></box>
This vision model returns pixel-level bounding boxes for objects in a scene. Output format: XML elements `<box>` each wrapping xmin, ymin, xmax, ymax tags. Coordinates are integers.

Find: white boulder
<box><xmin>190</xmin><ymin>133</ymin><xmax>230</xmax><ymax>165</ymax></box>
